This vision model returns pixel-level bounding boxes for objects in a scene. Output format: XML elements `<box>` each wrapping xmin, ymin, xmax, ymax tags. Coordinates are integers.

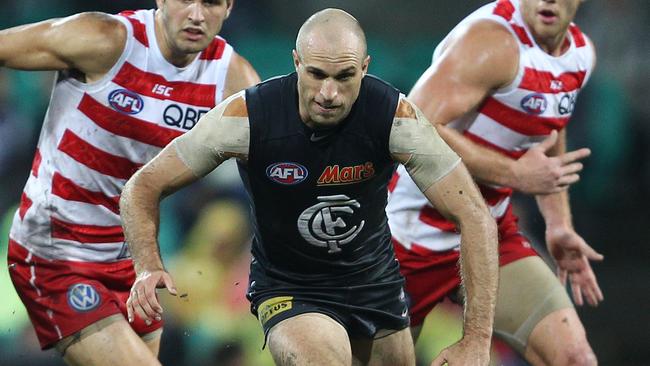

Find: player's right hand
<box><xmin>430</xmin><ymin>336</ymin><xmax>491</xmax><ymax>366</ymax></box>
<box><xmin>512</xmin><ymin>130</ymin><xmax>591</xmax><ymax>195</ymax></box>
<box><xmin>127</xmin><ymin>269</ymin><xmax>177</xmax><ymax>325</ymax></box>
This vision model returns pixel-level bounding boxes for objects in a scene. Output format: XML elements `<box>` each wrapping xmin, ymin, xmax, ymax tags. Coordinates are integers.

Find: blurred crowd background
<box><xmin>0</xmin><ymin>1</ymin><xmax>648</xmax><ymax>365</ymax></box>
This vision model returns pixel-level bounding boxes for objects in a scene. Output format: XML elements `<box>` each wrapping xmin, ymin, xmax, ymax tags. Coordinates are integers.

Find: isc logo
<box><xmin>108</xmin><ymin>89</ymin><xmax>144</xmax><ymax>115</ymax></box>
<box><xmin>520</xmin><ymin>93</ymin><xmax>547</xmax><ymax>115</ymax></box>
<box><xmin>266</xmin><ymin>162</ymin><xmax>308</xmax><ymax>185</ymax></box>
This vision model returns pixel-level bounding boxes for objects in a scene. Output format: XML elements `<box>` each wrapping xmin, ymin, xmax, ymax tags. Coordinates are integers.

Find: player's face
<box><xmin>157</xmin><ymin>0</ymin><xmax>231</xmax><ymax>55</ymax></box>
<box><xmin>294</xmin><ymin>46</ymin><xmax>369</xmax><ymax>129</ymax></box>
<box><xmin>521</xmin><ymin>0</ymin><xmax>583</xmax><ymax>40</ymax></box>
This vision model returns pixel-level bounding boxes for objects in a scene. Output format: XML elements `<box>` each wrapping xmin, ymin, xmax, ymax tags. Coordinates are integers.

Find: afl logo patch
<box><xmin>266</xmin><ymin>162</ymin><xmax>308</xmax><ymax>185</ymax></box>
<box><xmin>108</xmin><ymin>89</ymin><xmax>144</xmax><ymax>115</ymax></box>
<box><xmin>520</xmin><ymin>93</ymin><xmax>547</xmax><ymax>115</ymax></box>
<box><xmin>67</xmin><ymin>283</ymin><xmax>101</xmax><ymax>312</ymax></box>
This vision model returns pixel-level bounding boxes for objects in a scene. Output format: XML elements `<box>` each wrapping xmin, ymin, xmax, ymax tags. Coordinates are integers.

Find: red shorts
<box><xmin>7</xmin><ymin>239</ymin><xmax>162</xmax><ymax>349</ymax></box>
<box><xmin>394</xmin><ymin>206</ymin><xmax>538</xmax><ymax>326</ymax></box>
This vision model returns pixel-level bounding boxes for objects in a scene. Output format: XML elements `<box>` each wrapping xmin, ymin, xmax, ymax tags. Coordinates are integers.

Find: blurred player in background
<box><xmin>122</xmin><ymin>8</ymin><xmax>499</xmax><ymax>366</ymax></box>
<box><xmin>1</xmin><ymin>0</ymin><xmax>259</xmax><ymax>365</ymax></box>
<box><xmin>387</xmin><ymin>0</ymin><xmax>602</xmax><ymax>365</ymax></box>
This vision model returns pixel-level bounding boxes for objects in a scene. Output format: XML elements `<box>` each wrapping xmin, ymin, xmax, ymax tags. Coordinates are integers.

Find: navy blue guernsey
<box><xmin>239</xmin><ymin>72</ymin><xmax>401</xmax><ymax>287</ymax></box>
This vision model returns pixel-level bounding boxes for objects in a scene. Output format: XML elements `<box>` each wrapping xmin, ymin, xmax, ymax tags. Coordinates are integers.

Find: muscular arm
<box><xmin>409</xmin><ymin>20</ymin><xmax>589</xmax><ymax>194</ymax></box>
<box><xmin>222</xmin><ymin>51</ymin><xmax>260</xmax><ymax>99</ymax></box>
<box><xmin>390</xmin><ymin>98</ymin><xmax>498</xmax><ymax>345</ymax></box>
<box><xmin>0</xmin><ymin>12</ymin><xmax>126</xmax><ymax>80</ymax></box>
<box><xmin>121</xmin><ymin>92</ymin><xmax>250</xmax><ymax>274</ymax></box>
<box><xmin>122</xmin><ymin>93</ymin><xmax>250</xmax><ymax>323</ymax></box>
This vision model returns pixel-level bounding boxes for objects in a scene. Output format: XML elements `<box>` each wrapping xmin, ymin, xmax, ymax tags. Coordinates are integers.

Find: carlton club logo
<box><xmin>297</xmin><ymin>194</ymin><xmax>365</xmax><ymax>254</ymax></box>
<box><xmin>67</xmin><ymin>283</ymin><xmax>101</xmax><ymax>312</ymax></box>
<box><xmin>266</xmin><ymin>162</ymin><xmax>308</xmax><ymax>185</ymax></box>
<box><xmin>520</xmin><ymin>93</ymin><xmax>548</xmax><ymax>115</ymax></box>
<box><xmin>317</xmin><ymin>162</ymin><xmax>375</xmax><ymax>186</ymax></box>
<box><xmin>108</xmin><ymin>89</ymin><xmax>144</xmax><ymax>115</ymax></box>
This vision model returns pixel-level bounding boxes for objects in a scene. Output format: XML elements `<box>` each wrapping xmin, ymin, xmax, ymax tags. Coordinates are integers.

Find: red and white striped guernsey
<box><xmin>387</xmin><ymin>0</ymin><xmax>595</xmax><ymax>253</ymax></box>
<box><xmin>10</xmin><ymin>9</ymin><xmax>234</xmax><ymax>262</ymax></box>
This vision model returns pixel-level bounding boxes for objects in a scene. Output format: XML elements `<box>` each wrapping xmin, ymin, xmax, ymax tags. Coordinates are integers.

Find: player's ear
<box><xmin>225</xmin><ymin>0</ymin><xmax>234</xmax><ymax>18</ymax></box>
<box><xmin>292</xmin><ymin>49</ymin><xmax>301</xmax><ymax>71</ymax></box>
<box><xmin>362</xmin><ymin>55</ymin><xmax>370</xmax><ymax>76</ymax></box>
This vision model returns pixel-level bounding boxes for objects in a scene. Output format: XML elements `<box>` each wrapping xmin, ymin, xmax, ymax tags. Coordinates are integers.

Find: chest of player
<box><xmin>248</xmin><ymin>129</ymin><xmax>393</xmax><ymax>200</ymax></box>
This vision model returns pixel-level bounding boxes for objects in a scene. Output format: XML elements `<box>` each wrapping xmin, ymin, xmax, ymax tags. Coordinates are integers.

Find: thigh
<box><xmin>350</xmin><ymin>327</ymin><xmax>415</xmax><ymax>366</ymax></box>
<box><xmin>268</xmin><ymin>312</ymin><xmax>351</xmax><ymax>366</ymax></box>
<box><xmin>494</xmin><ymin>256</ymin><xmax>574</xmax><ymax>354</ymax></box>
<box><xmin>63</xmin><ymin>317</ymin><xmax>161</xmax><ymax>366</ymax></box>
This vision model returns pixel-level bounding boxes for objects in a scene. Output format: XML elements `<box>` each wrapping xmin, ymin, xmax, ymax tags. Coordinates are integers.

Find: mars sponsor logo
<box><xmin>317</xmin><ymin>162</ymin><xmax>375</xmax><ymax>186</ymax></box>
<box><xmin>108</xmin><ymin>89</ymin><xmax>144</xmax><ymax>115</ymax></box>
<box><xmin>266</xmin><ymin>162</ymin><xmax>308</xmax><ymax>185</ymax></box>
<box><xmin>258</xmin><ymin>296</ymin><xmax>293</xmax><ymax>326</ymax></box>
<box><xmin>520</xmin><ymin>93</ymin><xmax>547</xmax><ymax>115</ymax></box>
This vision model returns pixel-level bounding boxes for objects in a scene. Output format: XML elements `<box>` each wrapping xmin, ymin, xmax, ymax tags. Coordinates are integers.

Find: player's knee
<box><xmin>559</xmin><ymin>343</ymin><xmax>597</xmax><ymax>366</ymax></box>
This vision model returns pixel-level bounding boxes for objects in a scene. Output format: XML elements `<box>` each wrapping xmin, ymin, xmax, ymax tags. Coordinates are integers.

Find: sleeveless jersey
<box><xmin>10</xmin><ymin>9</ymin><xmax>233</xmax><ymax>262</ymax></box>
<box><xmin>387</xmin><ymin>0</ymin><xmax>595</xmax><ymax>253</ymax></box>
<box><xmin>240</xmin><ymin>73</ymin><xmax>402</xmax><ymax>286</ymax></box>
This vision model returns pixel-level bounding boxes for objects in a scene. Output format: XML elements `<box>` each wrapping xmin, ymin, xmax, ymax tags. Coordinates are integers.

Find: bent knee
<box><xmin>560</xmin><ymin>344</ymin><xmax>597</xmax><ymax>366</ymax></box>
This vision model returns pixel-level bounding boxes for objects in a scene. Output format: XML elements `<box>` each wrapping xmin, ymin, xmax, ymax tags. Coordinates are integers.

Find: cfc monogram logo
<box><xmin>297</xmin><ymin>195</ymin><xmax>365</xmax><ymax>253</ymax></box>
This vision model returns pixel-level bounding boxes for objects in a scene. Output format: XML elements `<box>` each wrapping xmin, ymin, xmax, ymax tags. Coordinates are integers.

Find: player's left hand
<box><xmin>546</xmin><ymin>227</ymin><xmax>604</xmax><ymax>306</ymax></box>
<box><xmin>430</xmin><ymin>336</ymin><xmax>490</xmax><ymax>366</ymax></box>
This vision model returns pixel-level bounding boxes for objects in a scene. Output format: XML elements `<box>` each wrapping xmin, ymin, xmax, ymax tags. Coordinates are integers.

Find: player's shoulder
<box><xmin>67</xmin><ymin>12</ymin><xmax>127</xmax><ymax>49</ymax></box>
<box><xmin>395</xmin><ymin>97</ymin><xmax>417</xmax><ymax>119</ymax></box>
<box><xmin>223</xmin><ymin>91</ymin><xmax>249</xmax><ymax>118</ymax></box>
<box><xmin>452</xmin><ymin>19</ymin><xmax>519</xmax><ymax>55</ymax></box>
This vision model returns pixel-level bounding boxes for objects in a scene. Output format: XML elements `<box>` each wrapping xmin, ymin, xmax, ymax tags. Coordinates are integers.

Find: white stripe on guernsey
<box><xmin>33</xmin><ymin>240</ymin><xmax>127</xmax><ymax>262</ymax></box>
<box><xmin>466</xmin><ymin>114</ymin><xmax>546</xmax><ymax>151</ymax></box>
<box><xmin>25</xmin><ymin>251</ymin><xmax>43</xmax><ymax>297</ymax></box>
<box><xmin>51</xmin><ymin>152</ymin><xmax>126</xmax><ymax>196</ymax></box>
<box><xmin>522</xmin><ymin>47</ymin><xmax>593</xmax><ymax>76</ymax></box>
<box><xmin>49</xmin><ymin>196</ymin><xmax>121</xmax><ymax>226</ymax></box>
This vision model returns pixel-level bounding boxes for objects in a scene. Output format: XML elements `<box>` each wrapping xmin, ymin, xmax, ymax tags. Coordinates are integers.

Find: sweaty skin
<box><xmin>0</xmin><ymin>1</ymin><xmax>259</xmax><ymax>364</ymax></box>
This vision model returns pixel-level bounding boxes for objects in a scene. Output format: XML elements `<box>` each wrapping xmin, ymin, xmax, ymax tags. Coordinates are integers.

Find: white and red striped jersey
<box><xmin>387</xmin><ymin>0</ymin><xmax>594</xmax><ymax>253</ymax></box>
<box><xmin>10</xmin><ymin>9</ymin><xmax>234</xmax><ymax>262</ymax></box>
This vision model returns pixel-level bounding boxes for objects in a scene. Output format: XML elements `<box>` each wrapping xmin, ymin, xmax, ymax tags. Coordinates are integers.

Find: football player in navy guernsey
<box><xmin>121</xmin><ymin>8</ymin><xmax>499</xmax><ymax>366</ymax></box>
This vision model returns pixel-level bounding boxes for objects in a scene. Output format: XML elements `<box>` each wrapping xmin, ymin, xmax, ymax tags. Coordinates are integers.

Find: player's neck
<box><xmin>531</xmin><ymin>29</ymin><xmax>571</xmax><ymax>57</ymax></box>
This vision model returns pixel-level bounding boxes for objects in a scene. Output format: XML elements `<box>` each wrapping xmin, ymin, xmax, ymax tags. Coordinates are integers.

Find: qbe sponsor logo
<box><xmin>266</xmin><ymin>162</ymin><xmax>308</xmax><ymax>185</ymax></box>
<box><xmin>163</xmin><ymin>104</ymin><xmax>209</xmax><ymax>131</ymax></box>
<box><xmin>520</xmin><ymin>93</ymin><xmax>547</xmax><ymax>115</ymax></box>
<box><xmin>108</xmin><ymin>89</ymin><xmax>144</xmax><ymax>115</ymax></box>
<box><xmin>67</xmin><ymin>283</ymin><xmax>101</xmax><ymax>312</ymax></box>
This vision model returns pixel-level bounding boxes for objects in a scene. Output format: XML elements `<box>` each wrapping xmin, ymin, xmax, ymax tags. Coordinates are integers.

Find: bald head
<box><xmin>295</xmin><ymin>8</ymin><xmax>367</xmax><ymax>61</ymax></box>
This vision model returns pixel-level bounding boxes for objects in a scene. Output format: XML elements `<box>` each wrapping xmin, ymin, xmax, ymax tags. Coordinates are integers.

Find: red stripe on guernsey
<box><xmin>31</xmin><ymin>148</ymin><xmax>41</xmax><ymax>177</ymax></box>
<box><xmin>200</xmin><ymin>38</ymin><xmax>226</xmax><ymax>60</ymax></box>
<box><xmin>118</xmin><ymin>12</ymin><xmax>149</xmax><ymax>47</ymax></box>
<box><xmin>19</xmin><ymin>192</ymin><xmax>32</xmax><ymax>220</ymax></box>
<box><xmin>78</xmin><ymin>93</ymin><xmax>182</xmax><ymax>148</ymax></box>
<box><xmin>57</xmin><ymin>130</ymin><xmax>142</xmax><ymax>180</ymax></box>
<box><xmin>51</xmin><ymin>216</ymin><xmax>124</xmax><ymax>244</ymax></box>
<box><xmin>520</xmin><ymin>67</ymin><xmax>586</xmax><ymax>93</ymax></box>
<box><xmin>511</xmin><ymin>24</ymin><xmax>533</xmax><ymax>47</ymax></box>
<box><xmin>113</xmin><ymin>62</ymin><xmax>216</xmax><ymax>108</ymax></box>
<box><xmin>52</xmin><ymin>173</ymin><xmax>120</xmax><ymax>214</ymax></box>
<box><xmin>388</xmin><ymin>171</ymin><xmax>400</xmax><ymax>193</ymax></box>
<box><xmin>478</xmin><ymin>184</ymin><xmax>513</xmax><ymax>206</ymax></box>
<box><xmin>493</xmin><ymin>0</ymin><xmax>533</xmax><ymax>46</ymax></box>
<box><xmin>493</xmin><ymin>0</ymin><xmax>515</xmax><ymax>20</ymax></box>
<box><xmin>479</xmin><ymin>97</ymin><xmax>569</xmax><ymax>135</ymax></box>
<box><xmin>569</xmin><ymin>24</ymin><xmax>586</xmax><ymax>47</ymax></box>
<box><xmin>419</xmin><ymin>205</ymin><xmax>457</xmax><ymax>233</ymax></box>
<box><xmin>462</xmin><ymin>131</ymin><xmax>526</xmax><ymax>159</ymax></box>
